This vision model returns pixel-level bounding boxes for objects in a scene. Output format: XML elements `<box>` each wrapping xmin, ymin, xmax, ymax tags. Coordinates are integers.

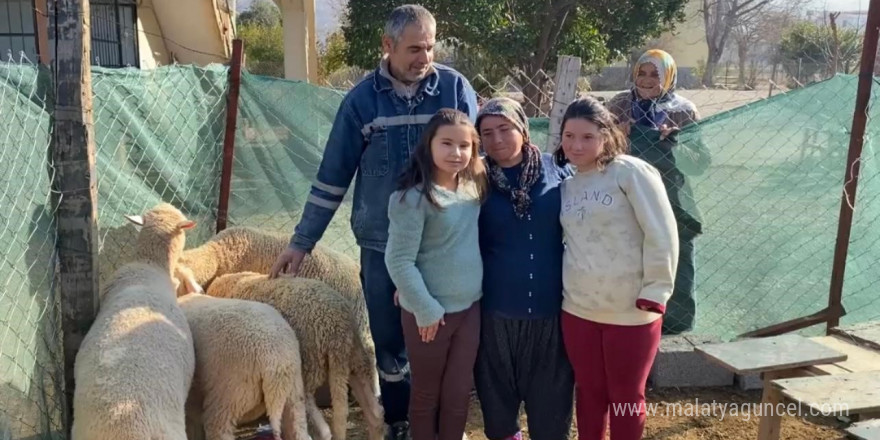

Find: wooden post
<box><xmin>52</xmin><ymin>0</ymin><xmax>98</xmax><ymax>435</ymax></box>
<box><xmin>547</xmin><ymin>56</ymin><xmax>582</xmax><ymax>151</ymax></box>
<box><xmin>826</xmin><ymin>0</ymin><xmax>880</xmax><ymax>333</ymax></box>
<box><xmin>216</xmin><ymin>39</ymin><xmax>244</xmax><ymax>233</ymax></box>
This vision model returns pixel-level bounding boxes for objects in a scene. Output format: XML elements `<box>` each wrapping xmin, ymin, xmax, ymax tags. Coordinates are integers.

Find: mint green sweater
<box><xmin>384</xmin><ymin>181</ymin><xmax>483</xmax><ymax>327</ymax></box>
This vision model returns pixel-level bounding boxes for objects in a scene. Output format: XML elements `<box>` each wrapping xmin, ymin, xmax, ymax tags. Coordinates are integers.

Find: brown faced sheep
<box><xmin>71</xmin><ymin>203</ymin><xmax>196</xmax><ymax>440</ymax></box>
<box><xmin>205</xmin><ymin>272</ymin><xmax>384</xmax><ymax>440</ymax></box>
<box><xmin>177</xmin><ymin>292</ymin><xmax>309</xmax><ymax>440</ymax></box>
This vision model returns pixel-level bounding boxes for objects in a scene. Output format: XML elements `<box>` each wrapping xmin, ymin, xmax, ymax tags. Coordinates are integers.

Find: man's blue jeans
<box><xmin>360</xmin><ymin>247</ymin><xmax>411</xmax><ymax>425</ymax></box>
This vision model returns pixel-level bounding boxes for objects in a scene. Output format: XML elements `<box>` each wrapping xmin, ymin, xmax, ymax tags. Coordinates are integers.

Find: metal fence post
<box><xmin>216</xmin><ymin>39</ymin><xmax>244</xmax><ymax>233</ymax></box>
<box><xmin>826</xmin><ymin>0</ymin><xmax>880</xmax><ymax>334</ymax></box>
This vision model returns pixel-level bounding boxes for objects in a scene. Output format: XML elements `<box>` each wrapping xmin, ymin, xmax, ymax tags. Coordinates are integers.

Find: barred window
<box><xmin>0</xmin><ymin>0</ymin><xmax>39</xmax><ymax>62</ymax></box>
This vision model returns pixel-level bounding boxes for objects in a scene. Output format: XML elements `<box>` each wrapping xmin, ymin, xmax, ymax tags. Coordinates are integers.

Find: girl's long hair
<box><xmin>553</xmin><ymin>96</ymin><xmax>629</xmax><ymax>170</ymax></box>
<box><xmin>397</xmin><ymin>108</ymin><xmax>488</xmax><ymax>209</ymax></box>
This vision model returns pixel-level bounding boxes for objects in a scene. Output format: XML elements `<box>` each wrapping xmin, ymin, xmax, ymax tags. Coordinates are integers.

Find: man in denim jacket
<box><xmin>269</xmin><ymin>4</ymin><xmax>478</xmax><ymax>439</ymax></box>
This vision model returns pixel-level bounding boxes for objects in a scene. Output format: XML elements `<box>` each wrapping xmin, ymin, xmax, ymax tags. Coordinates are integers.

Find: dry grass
<box><xmin>326</xmin><ymin>386</ymin><xmax>847</xmax><ymax>440</ymax></box>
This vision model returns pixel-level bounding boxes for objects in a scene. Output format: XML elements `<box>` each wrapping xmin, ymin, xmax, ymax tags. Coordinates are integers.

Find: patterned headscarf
<box><xmin>476</xmin><ymin>97</ymin><xmax>542</xmax><ymax>219</ymax></box>
<box><xmin>631</xmin><ymin>49</ymin><xmax>684</xmax><ymax>129</ymax></box>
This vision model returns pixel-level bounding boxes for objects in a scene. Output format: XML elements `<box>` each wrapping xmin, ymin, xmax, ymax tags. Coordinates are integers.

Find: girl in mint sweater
<box><xmin>384</xmin><ymin>108</ymin><xmax>488</xmax><ymax>440</ymax></box>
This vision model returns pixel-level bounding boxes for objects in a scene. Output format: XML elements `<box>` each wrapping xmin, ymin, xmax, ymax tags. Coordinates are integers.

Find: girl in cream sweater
<box><xmin>554</xmin><ymin>97</ymin><xmax>679</xmax><ymax>440</ymax></box>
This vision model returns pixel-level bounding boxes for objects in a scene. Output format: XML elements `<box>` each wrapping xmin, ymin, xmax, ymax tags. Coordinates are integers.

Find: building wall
<box><xmin>136</xmin><ymin>0</ymin><xmax>171</xmax><ymax>68</ymax></box>
<box><xmin>147</xmin><ymin>0</ymin><xmax>232</xmax><ymax>66</ymax></box>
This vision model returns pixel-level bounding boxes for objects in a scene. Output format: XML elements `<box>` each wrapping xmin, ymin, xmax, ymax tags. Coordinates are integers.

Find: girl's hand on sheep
<box><xmin>269</xmin><ymin>247</ymin><xmax>307</xmax><ymax>278</ymax></box>
<box><xmin>419</xmin><ymin>317</ymin><xmax>445</xmax><ymax>343</ymax></box>
<box><xmin>393</xmin><ymin>290</ymin><xmax>399</xmax><ymax>307</ymax></box>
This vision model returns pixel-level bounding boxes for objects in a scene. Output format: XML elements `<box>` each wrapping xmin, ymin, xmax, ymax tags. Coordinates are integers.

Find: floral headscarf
<box><xmin>631</xmin><ymin>49</ymin><xmax>689</xmax><ymax>129</ymax></box>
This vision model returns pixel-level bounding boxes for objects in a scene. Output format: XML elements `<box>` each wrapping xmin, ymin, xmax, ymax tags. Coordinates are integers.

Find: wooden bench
<box><xmin>695</xmin><ymin>333</ymin><xmax>848</xmax><ymax>440</ymax></box>
<box><xmin>807</xmin><ymin>335</ymin><xmax>880</xmax><ymax>375</ymax></box>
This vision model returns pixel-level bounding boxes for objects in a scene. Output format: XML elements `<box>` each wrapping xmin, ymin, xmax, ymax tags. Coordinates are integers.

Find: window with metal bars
<box><xmin>0</xmin><ymin>0</ymin><xmax>39</xmax><ymax>62</ymax></box>
<box><xmin>43</xmin><ymin>0</ymin><xmax>139</xmax><ymax>68</ymax></box>
<box><xmin>89</xmin><ymin>0</ymin><xmax>138</xmax><ymax>67</ymax></box>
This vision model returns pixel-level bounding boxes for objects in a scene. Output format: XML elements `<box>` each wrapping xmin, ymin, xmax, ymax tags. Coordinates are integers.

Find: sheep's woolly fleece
<box><xmin>206</xmin><ymin>272</ymin><xmax>385</xmax><ymax>440</ymax></box>
<box><xmin>176</xmin><ymin>226</ymin><xmax>368</xmax><ymax>329</ymax></box>
<box><xmin>72</xmin><ymin>203</ymin><xmax>195</xmax><ymax>440</ymax></box>
<box><xmin>178</xmin><ymin>293</ymin><xmax>308</xmax><ymax>440</ymax></box>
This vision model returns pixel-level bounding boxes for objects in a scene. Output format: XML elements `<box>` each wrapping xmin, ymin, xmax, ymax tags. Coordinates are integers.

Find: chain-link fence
<box><xmin>1</xmin><ymin>36</ymin><xmax>878</xmax><ymax>440</ymax></box>
<box><xmin>0</xmin><ymin>60</ymin><xmax>65</xmax><ymax>440</ymax></box>
<box><xmin>91</xmin><ymin>64</ymin><xmax>231</xmax><ymax>286</ymax></box>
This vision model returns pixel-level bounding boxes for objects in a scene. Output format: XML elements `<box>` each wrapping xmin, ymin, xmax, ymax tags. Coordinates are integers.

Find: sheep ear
<box><xmin>177</xmin><ymin>220</ymin><xmax>197</xmax><ymax>230</ymax></box>
<box><xmin>125</xmin><ymin>215</ymin><xmax>144</xmax><ymax>226</ymax></box>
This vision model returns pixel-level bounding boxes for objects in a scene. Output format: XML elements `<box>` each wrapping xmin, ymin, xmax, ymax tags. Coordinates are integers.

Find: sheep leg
<box><xmin>328</xmin><ymin>367</ymin><xmax>350</xmax><ymax>440</ymax></box>
<box><xmin>349</xmin><ymin>373</ymin><xmax>385</xmax><ymax>440</ymax></box>
<box><xmin>306</xmin><ymin>394</ymin><xmax>332</xmax><ymax>440</ymax></box>
<box><xmin>262</xmin><ymin>377</ymin><xmax>288</xmax><ymax>440</ymax></box>
<box><xmin>276</xmin><ymin>371</ymin><xmax>309</xmax><ymax>440</ymax></box>
<box><xmin>203</xmin><ymin>414</ymin><xmax>236</xmax><ymax>440</ymax></box>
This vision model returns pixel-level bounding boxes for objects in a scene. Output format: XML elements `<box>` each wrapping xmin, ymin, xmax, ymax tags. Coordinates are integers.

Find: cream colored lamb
<box><xmin>71</xmin><ymin>203</ymin><xmax>196</xmax><ymax>440</ymax></box>
<box><xmin>178</xmin><ymin>291</ymin><xmax>309</xmax><ymax>440</ymax></box>
<box><xmin>205</xmin><ymin>272</ymin><xmax>384</xmax><ymax>440</ymax></box>
<box><xmin>175</xmin><ymin>226</ymin><xmax>367</xmax><ymax>329</ymax></box>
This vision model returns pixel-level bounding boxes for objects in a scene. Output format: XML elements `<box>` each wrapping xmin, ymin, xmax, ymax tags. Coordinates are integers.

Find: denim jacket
<box><xmin>289</xmin><ymin>62</ymin><xmax>478</xmax><ymax>253</ymax></box>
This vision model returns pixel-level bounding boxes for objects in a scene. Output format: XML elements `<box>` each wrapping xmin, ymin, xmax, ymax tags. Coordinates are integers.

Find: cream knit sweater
<box><xmin>560</xmin><ymin>155</ymin><xmax>679</xmax><ymax>326</ymax></box>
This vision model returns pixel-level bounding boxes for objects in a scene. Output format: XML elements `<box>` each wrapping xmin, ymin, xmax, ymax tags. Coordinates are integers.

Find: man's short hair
<box><xmin>384</xmin><ymin>4</ymin><xmax>436</xmax><ymax>44</ymax></box>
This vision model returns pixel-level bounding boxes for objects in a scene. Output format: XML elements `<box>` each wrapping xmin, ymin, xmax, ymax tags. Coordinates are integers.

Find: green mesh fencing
<box><xmin>1</xmin><ymin>61</ymin><xmax>878</xmax><ymax>439</ymax></box>
<box><xmin>91</xmin><ymin>64</ymin><xmax>230</xmax><ymax>286</ymax></box>
<box><xmin>0</xmin><ymin>62</ymin><xmax>65</xmax><ymax>440</ymax></box>
<box><xmin>227</xmin><ymin>72</ymin><xmax>359</xmax><ymax>259</ymax></box>
<box><xmin>228</xmin><ymin>71</ymin><xmax>879</xmax><ymax>340</ymax></box>
<box><xmin>663</xmin><ymin>74</ymin><xmax>879</xmax><ymax>338</ymax></box>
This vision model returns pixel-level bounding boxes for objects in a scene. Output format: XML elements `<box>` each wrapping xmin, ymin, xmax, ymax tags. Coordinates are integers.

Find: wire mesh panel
<box><xmin>227</xmin><ymin>71</ymin><xmax>359</xmax><ymax>258</ymax></box>
<box><xmin>91</xmin><ymin>64</ymin><xmax>230</xmax><ymax>286</ymax></box>
<box><xmin>0</xmin><ymin>61</ymin><xmax>65</xmax><ymax>440</ymax></box>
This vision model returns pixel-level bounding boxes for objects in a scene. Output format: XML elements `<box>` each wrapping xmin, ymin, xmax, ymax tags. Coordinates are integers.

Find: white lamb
<box><xmin>71</xmin><ymin>203</ymin><xmax>196</xmax><ymax>440</ymax></box>
<box><xmin>205</xmin><ymin>272</ymin><xmax>385</xmax><ymax>440</ymax></box>
<box><xmin>177</xmin><ymin>290</ymin><xmax>309</xmax><ymax>440</ymax></box>
<box><xmin>174</xmin><ymin>226</ymin><xmax>368</xmax><ymax>330</ymax></box>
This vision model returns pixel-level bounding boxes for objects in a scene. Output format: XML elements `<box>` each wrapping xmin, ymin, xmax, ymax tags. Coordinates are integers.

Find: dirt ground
<box><xmin>328</xmin><ymin>386</ymin><xmax>848</xmax><ymax>440</ymax></box>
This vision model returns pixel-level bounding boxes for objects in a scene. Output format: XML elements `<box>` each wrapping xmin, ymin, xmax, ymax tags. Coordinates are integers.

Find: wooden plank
<box><xmin>774</xmin><ymin>371</ymin><xmax>880</xmax><ymax>415</ymax></box>
<box><xmin>806</xmin><ymin>363</ymin><xmax>852</xmax><ymax>376</ymax></box>
<box><xmin>830</xmin><ymin>321</ymin><xmax>880</xmax><ymax>352</ymax></box>
<box><xmin>53</xmin><ymin>0</ymin><xmax>99</xmax><ymax>436</ymax></box>
<box><xmin>547</xmin><ymin>55</ymin><xmax>581</xmax><ymax>151</ymax></box>
<box><xmin>694</xmin><ymin>334</ymin><xmax>848</xmax><ymax>374</ymax></box>
<box><xmin>809</xmin><ymin>336</ymin><xmax>880</xmax><ymax>373</ymax></box>
<box><xmin>846</xmin><ymin>418</ymin><xmax>880</xmax><ymax>440</ymax></box>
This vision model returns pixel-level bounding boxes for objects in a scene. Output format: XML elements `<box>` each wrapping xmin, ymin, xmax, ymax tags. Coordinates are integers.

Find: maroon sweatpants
<box><xmin>402</xmin><ymin>302</ymin><xmax>481</xmax><ymax>440</ymax></box>
<box><xmin>561</xmin><ymin>311</ymin><xmax>662</xmax><ymax>440</ymax></box>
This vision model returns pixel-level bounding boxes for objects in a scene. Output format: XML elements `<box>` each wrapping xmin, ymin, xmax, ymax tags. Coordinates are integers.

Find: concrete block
<box><xmin>649</xmin><ymin>335</ymin><xmax>735</xmax><ymax>388</ymax></box>
<box><xmin>735</xmin><ymin>373</ymin><xmax>764</xmax><ymax>390</ymax></box>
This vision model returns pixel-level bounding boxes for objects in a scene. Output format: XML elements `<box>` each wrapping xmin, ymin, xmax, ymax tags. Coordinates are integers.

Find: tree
<box><xmin>728</xmin><ymin>6</ymin><xmax>800</xmax><ymax>88</ymax></box>
<box><xmin>318</xmin><ymin>31</ymin><xmax>349</xmax><ymax>84</ymax></box>
<box><xmin>238</xmin><ymin>0</ymin><xmax>281</xmax><ymax>27</ymax></box>
<box><xmin>238</xmin><ymin>0</ymin><xmax>284</xmax><ymax>77</ymax></box>
<box><xmin>701</xmin><ymin>0</ymin><xmax>780</xmax><ymax>86</ymax></box>
<box><xmin>777</xmin><ymin>20</ymin><xmax>862</xmax><ymax>85</ymax></box>
<box><xmin>342</xmin><ymin>0</ymin><xmax>688</xmax><ymax>116</ymax></box>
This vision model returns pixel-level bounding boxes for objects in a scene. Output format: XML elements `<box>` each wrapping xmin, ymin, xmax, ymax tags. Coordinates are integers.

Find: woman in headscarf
<box><xmin>606</xmin><ymin>49</ymin><xmax>711</xmax><ymax>335</ymax></box>
<box><xmin>473</xmin><ymin>97</ymin><xmax>575</xmax><ymax>440</ymax></box>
